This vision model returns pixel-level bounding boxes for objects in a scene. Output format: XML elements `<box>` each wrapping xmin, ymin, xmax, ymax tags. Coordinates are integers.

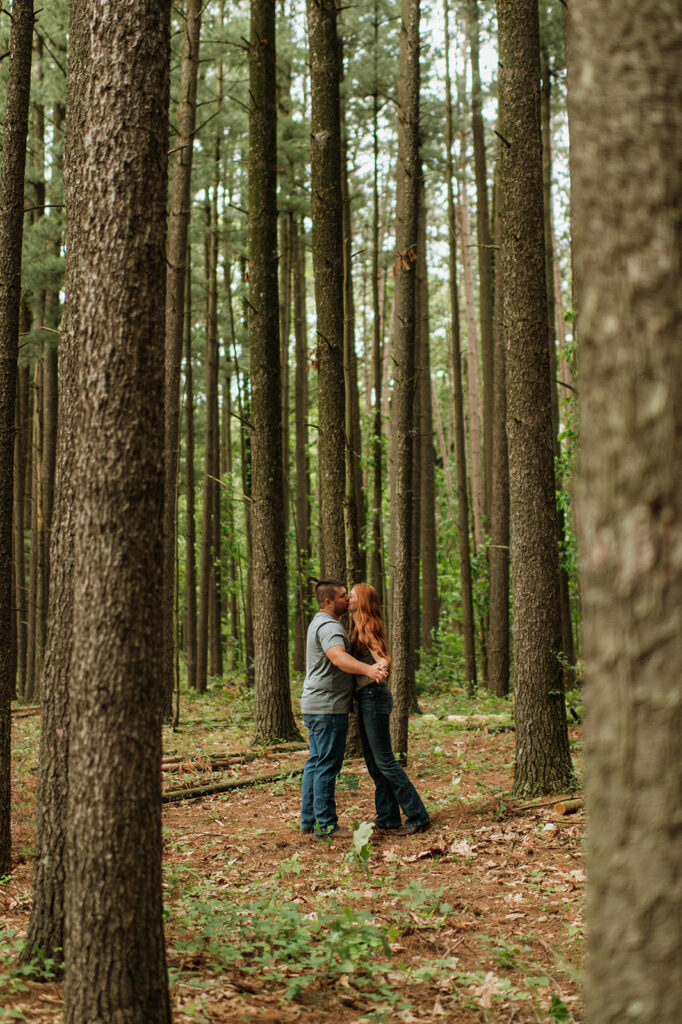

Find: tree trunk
<box><xmin>306</xmin><ymin>0</ymin><xmax>346</xmax><ymax>580</ymax></box>
<box><xmin>487</xmin><ymin>153</ymin><xmax>510</xmax><ymax>696</ymax></box>
<box><xmin>496</xmin><ymin>0</ymin><xmax>574</xmax><ymax>796</ymax></box>
<box><xmin>459</xmin><ymin>176</ymin><xmax>485</xmax><ymax>552</ymax></box>
<box><xmin>13</xmin><ymin>365</ymin><xmax>27</xmax><ymax>700</ymax></box>
<box><xmin>568</xmin><ymin>3</ymin><xmax>682</xmax><ymax>1021</ymax></box>
<box><xmin>540</xmin><ymin>48</ymin><xmax>575</xmax><ymax>686</ymax></box>
<box><xmin>0</xmin><ymin>0</ymin><xmax>34</xmax><ymax>875</ymax></box>
<box><xmin>293</xmin><ymin>218</ymin><xmax>310</xmax><ymax>673</ymax></box>
<box><xmin>63</xmin><ymin>2</ymin><xmax>171</xmax><ymax>1019</ymax></box>
<box><xmin>468</xmin><ymin>0</ymin><xmax>494</xmax><ymax>526</ymax></box>
<box><xmin>444</xmin><ymin>0</ymin><xmax>477</xmax><ymax>690</ymax></box>
<box><xmin>370</xmin><ymin>16</ymin><xmax>386</xmax><ymax>607</ymax></box>
<box><xmin>184</xmin><ymin>253</ymin><xmax>197</xmax><ymax>690</ymax></box>
<box><xmin>249</xmin><ymin>0</ymin><xmax>300</xmax><ymax>744</ymax></box>
<box><xmin>341</xmin><ymin>99</ymin><xmax>363</xmax><ymax>587</ymax></box>
<box><xmin>162</xmin><ymin>0</ymin><xmax>202</xmax><ymax>717</ymax></box>
<box><xmin>417</xmin><ymin>183</ymin><xmax>439</xmax><ymax>653</ymax></box>
<box><xmin>389</xmin><ymin>0</ymin><xmax>420</xmax><ymax>759</ymax></box>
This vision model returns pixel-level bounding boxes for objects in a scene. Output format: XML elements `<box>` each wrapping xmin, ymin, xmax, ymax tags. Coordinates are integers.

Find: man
<box><xmin>300</xmin><ymin>579</ymin><xmax>387</xmax><ymax>837</ymax></box>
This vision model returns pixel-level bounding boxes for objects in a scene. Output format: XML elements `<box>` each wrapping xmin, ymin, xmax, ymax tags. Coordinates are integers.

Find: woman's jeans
<box><xmin>300</xmin><ymin>713</ymin><xmax>349</xmax><ymax>832</ymax></box>
<box><xmin>356</xmin><ymin>683</ymin><xmax>429</xmax><ymax>827</ymax></box>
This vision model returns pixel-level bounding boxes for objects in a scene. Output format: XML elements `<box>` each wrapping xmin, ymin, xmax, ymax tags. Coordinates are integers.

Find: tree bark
<box><xmin>183</xmin><ymin>253</ymin><xmax>197</xmax><ymax>690</ymax></box>
<box><xmin>0</xmin><ymin>0</ymin><xmax>34</xmax><ymax>873</ymax></box>
<box><xmin>487</xmin><ymin>154</ymin><xmax>510</xmax><ymax>696</ymax></box>
<box><xmin>444</xmin><ymin>0</ymin><xmax>477</xmax><ymax>690</ymax></box>
<box><xmin>389</xmin><ymin>0</ymin><xmax>420</xmax><ymax>758</ymax></box>
<box><xmin>306</xmin><ymin>0</ymin><xmax>346</xmax><ymax>580</ymax></box>
<box><xmin>162</xmin><ymin>0</ymin><xmax>202</xmax><ymax>717</ymax></box>
<box><xmin>63</xmin><ymin>2</ymin><xmax>171</xmax><ymax>1019</ymax></box>
<box><xmin>468</xmin><ymin>0</ymin><xmax>494</xmax><ymax>526</ymax></box>
<box><xmin>417</xmin><ymin>182</ymin><xmax>438</xmax><ymax>652</ymax></box>
<box><xmin>568</xmin><ymin>3</ymin><xmax>682</xmax><ymax>1021</ymax></box>
<box><xmin>496</xmin><ymin>0</ymin><xmax>574</xmax><ymax>796</ymax></box>
<box><xmin>540</xmin><ymin>48</ymin><xmax>575</xmax><ymax>686</ymax></box>
<box><xmin>249</xmin><ymin>0</ymin><xmax>300</xmax><ymax>744</ymax></box>
<box><xmin>293</xmin><ymin>218</ymin><xmax>310</xmax><ymax>673</ymax></box>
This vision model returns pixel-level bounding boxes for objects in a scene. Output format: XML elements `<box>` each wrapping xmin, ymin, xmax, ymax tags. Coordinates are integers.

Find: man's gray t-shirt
<box><xmin>300</xmin><ymin>612</ymin><xmax>354</xmax><ymax>714</ymax></box>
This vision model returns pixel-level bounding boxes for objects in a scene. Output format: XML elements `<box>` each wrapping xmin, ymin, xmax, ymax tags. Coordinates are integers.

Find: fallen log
<box><xmin>555</xmin><ymin>798</ymin><xmax>583</xmax><ymax>816</ymax></box>
<box><xmin>162</xmin><ymin>765</ymin><xmax>304</xmax><ymax>803</ymax></box>
<box><xmin>161</xmin><ymin>741</ymin><xmax>307</xmax><ymax>770</ymax></box>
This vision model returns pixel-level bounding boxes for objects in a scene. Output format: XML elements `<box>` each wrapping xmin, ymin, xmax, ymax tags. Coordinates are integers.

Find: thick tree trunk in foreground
<box><xmin>63</xmin><ymin>2</ymin><xmax>171</xmax><ymax>1020</ymax></box>
<box><xmin>0</xmin><ymin>0</ymin><xmax>34</xmax><ymax>874</ymax></box>
<box><xmin>568</xmin><ymin>3</ymin><xmax>682</xmax><ymax>1022</ymax></box>
<box><xmin>496</xmin><ymin>0</ymin><xmax>574</xmax><ymax>796</ymax></box>
<box><xmin>162</xmin><ymin>0</ymin><xmax>202</xmax><ymax>718</ymax></box>
<box><xmin>307</xmin><ymin>0</ymin><xmax>346</xmax><ymax>579</ymax></box>
<box><xmin>389</xmin><ymin>0</ymin><xmax>420</xmax><ymax>758</ymax></box>
<box><xmin>249</xmin><ymin>0</ymin><xmax>299</xmax><ymax>744</ymax></box>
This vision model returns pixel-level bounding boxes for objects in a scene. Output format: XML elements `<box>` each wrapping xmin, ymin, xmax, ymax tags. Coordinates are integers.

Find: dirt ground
<box><xmin>1</xmin><ymin>693</ymin><xmax>585</xmax><ymax>1023</ymax></box>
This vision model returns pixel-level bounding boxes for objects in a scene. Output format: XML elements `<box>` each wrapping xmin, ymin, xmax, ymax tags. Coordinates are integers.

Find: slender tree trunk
<box><xmin>569</xmin><ymin>4</ymin><xmax>682</xmax><ymax>1021</ymax></box>
<box><xmin>62</xmin><ymin>4</ymin><xmax>171</xmax><ymax>1020</ymax></box>
<box><xmin>370</xmin><ymin>13</ymin><xmax>386</xmax><ymax>606</ymax></box>
<box><xmin>488</xmin><ymin>154</ymin><xmax>510</xmax><ymax>696</ymax></box>
<box><xmin>184</xmin><ymin>254</ymin><xmax>197</xmax><ymax>689</ymax></box>
<box><xmin>0</xmin><ymin>0</ymin><xmax>34</xmax><ymax>874</ymax></box>
<box><xmin>389</xmin><ymin>0</ymin><xmax>420</xmax><ymax>759</ymax></box>
<box><xmin>293</xmin><ymin>218</ymin><xmax>310</xmax><ymax>673</ymax></box>
<box><xmin>540</xmin><ymin>48</ymin><xmax>575</xmax><ymax>685</ymax></box>
<box><xmin>25</xmin><ymin>358</ymin><xmax>42</xmax><ymax>701</ymax></box>
<box><xmin>341</xmin><ymin>108</ymin><xmax>362</xmax><ymax>586</ymax></box>
<box><xmin>249</xmin><ymin>0</ymin><xmax>299</xmax><ymax>744</ymax></box>
<box><xmin>162</xmin><ymin>0</ymin><xmax>202</xmax><ymax>717</ymax></box>
<box><xmin>468</xmin><ymin>0</ymin><xmax>494</xmax><ymax>527</ymax></box>
<box><xmin>459</xmin><ymin>176</ymin><xmax>485</xmax><ymax>552</ymax></box>
<box><xmin>444</xmin><ymin>0</ymin><xmax>477</xmax><ymax>690</ymax></box>
<box><xmin>13</xmin><ymin>371</ymin><xmax>27</xmax><ymax>699</ymax></box>
<box><xmin>496</xmin><ymin>0</ymin><xmax>574</xmax><ymax>796</ymax></box>
<box><xmin>417</xmin><ymin>183</ymin><xmax>438</xmax><ymax>652</ymax></box>
<box><xmin>306</xmin><ymin>0</ymin><xmax>346</xmax><ymax>580</ymax></box>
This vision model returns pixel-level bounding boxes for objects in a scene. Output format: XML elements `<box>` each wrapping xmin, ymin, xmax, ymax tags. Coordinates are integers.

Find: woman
<box><xmin>348</xmin><ymin>583</ymin><xmax>430</xmax><ymax>835</ymax></box>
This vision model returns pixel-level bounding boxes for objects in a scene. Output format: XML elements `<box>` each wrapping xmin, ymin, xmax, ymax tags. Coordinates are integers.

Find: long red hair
<box><xmin>350</xmin><ymin>583</ymin><xmax>391</xmax><ymax>669</ymax></box>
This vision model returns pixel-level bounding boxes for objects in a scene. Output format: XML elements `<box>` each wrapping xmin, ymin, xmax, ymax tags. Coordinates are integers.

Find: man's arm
<box><xmin>325</xmin><ymin>645</ymin><xmax>387</xmax><ymax>682</ymax></box>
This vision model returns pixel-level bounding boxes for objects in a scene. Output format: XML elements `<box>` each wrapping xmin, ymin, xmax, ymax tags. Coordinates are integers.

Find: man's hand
<box><xmin>366</xmin><ymin>661</ymin><xmax>387</xmax><ymax>683</ymax></box>
<box><xmin>326</xmin><ymin>646</ymin><xmax>389</xmax><ymax>682</ymax></box>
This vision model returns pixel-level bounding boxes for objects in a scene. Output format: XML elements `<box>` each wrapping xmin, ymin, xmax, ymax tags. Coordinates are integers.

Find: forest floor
<box><xmin>2</xmin><ymin>681</ymin><xmax>585</xmax><ymax>1024</ymax></box>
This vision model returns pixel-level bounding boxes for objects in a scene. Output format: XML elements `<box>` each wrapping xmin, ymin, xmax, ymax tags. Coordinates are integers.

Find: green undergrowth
<box><xmin>0</xmin><ymin>926</ymin><xmax>61</xmax><ymax>1019</ymax></box>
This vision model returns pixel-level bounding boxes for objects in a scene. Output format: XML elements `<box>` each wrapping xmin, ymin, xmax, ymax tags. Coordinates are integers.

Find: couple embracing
<box><xmin>300</xmin><ymin>579</ymin><xmax>430</xmax><ymax>839</ymax></box>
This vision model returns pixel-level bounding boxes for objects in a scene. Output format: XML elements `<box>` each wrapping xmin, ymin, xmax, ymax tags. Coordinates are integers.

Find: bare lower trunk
<box><xmin>568</xmin><ymin>3</ymin><xmax>682</xmax><ymax>1021</ymax></box>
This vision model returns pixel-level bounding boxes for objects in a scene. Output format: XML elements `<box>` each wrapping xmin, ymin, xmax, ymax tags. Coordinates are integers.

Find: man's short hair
<box><xmin>315</xmin><ymin>579</ymin><xmax>346</xmax><ymax>607</ymax></box>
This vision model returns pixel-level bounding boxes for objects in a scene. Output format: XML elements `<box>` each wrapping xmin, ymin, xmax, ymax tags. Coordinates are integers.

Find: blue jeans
<box><xmin>300</xmin><ymin>713</ymin><xmax>349</xmax><ymax>832</ymax></box>
<box><xmin>357</xmin><ymin>684</ymin><xmax>429</xmax><ymax>828</ymax></box>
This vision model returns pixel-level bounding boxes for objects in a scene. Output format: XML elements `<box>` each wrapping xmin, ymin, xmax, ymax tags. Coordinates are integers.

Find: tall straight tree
<box><xmin>22</xmin><ymin>0</ymin><xmax>84</xmax><ymax>965</ymax></box>
<box><xmin>568</xmin><ymin>2</ymin><xmax>682</xmax><ymax>1021</ymax></box>
<box><xmin>0</xmin><ymin>0</ymin><xmax>34</xmax><ymax>874</ymax></box>
<box><xmin>496</xmin><ymin>0</ymin><xmax>574</xmax><ymax>795</ymax></box>
<box><xmin>292</xmin><ymin>218</ymin><xmax>311</xmax><ymax>673</ymax></box>
<box><xmin>488</xmin><ymin>155</ymin><xmax>510</xmax><ymax>696</ymax></box>
<box><xmin>306</xmin><ymin>0</ymin><xmax>346</xmax><ymax>579</ymax></box>
<box><xmin>162</xmin><ymin>0</ymin><xmax>202</xmax><ymax>717</ymax></box>
<box><xmin>63</xmin><ymin>1</ymin><xmax>171</xmax><ymax>1019</ymax></box>
<box><xmin>248</xmin><ymin>0</ymin><xmax>299</xmax><ymax>743</ymax></box>
<box><xmin>443</xmin><ymin>0</ymin><xmax>476</xmax><ymax>689</ymax></box>
<box><xmin>468</xmin><ymin>0</ymin><xmax>494</xmax><ymax>525</ymax></box>
<box><xmin>389</xmin><ymin>0</ymin><xmax>420</xmax><ymax>758</ymax></box>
